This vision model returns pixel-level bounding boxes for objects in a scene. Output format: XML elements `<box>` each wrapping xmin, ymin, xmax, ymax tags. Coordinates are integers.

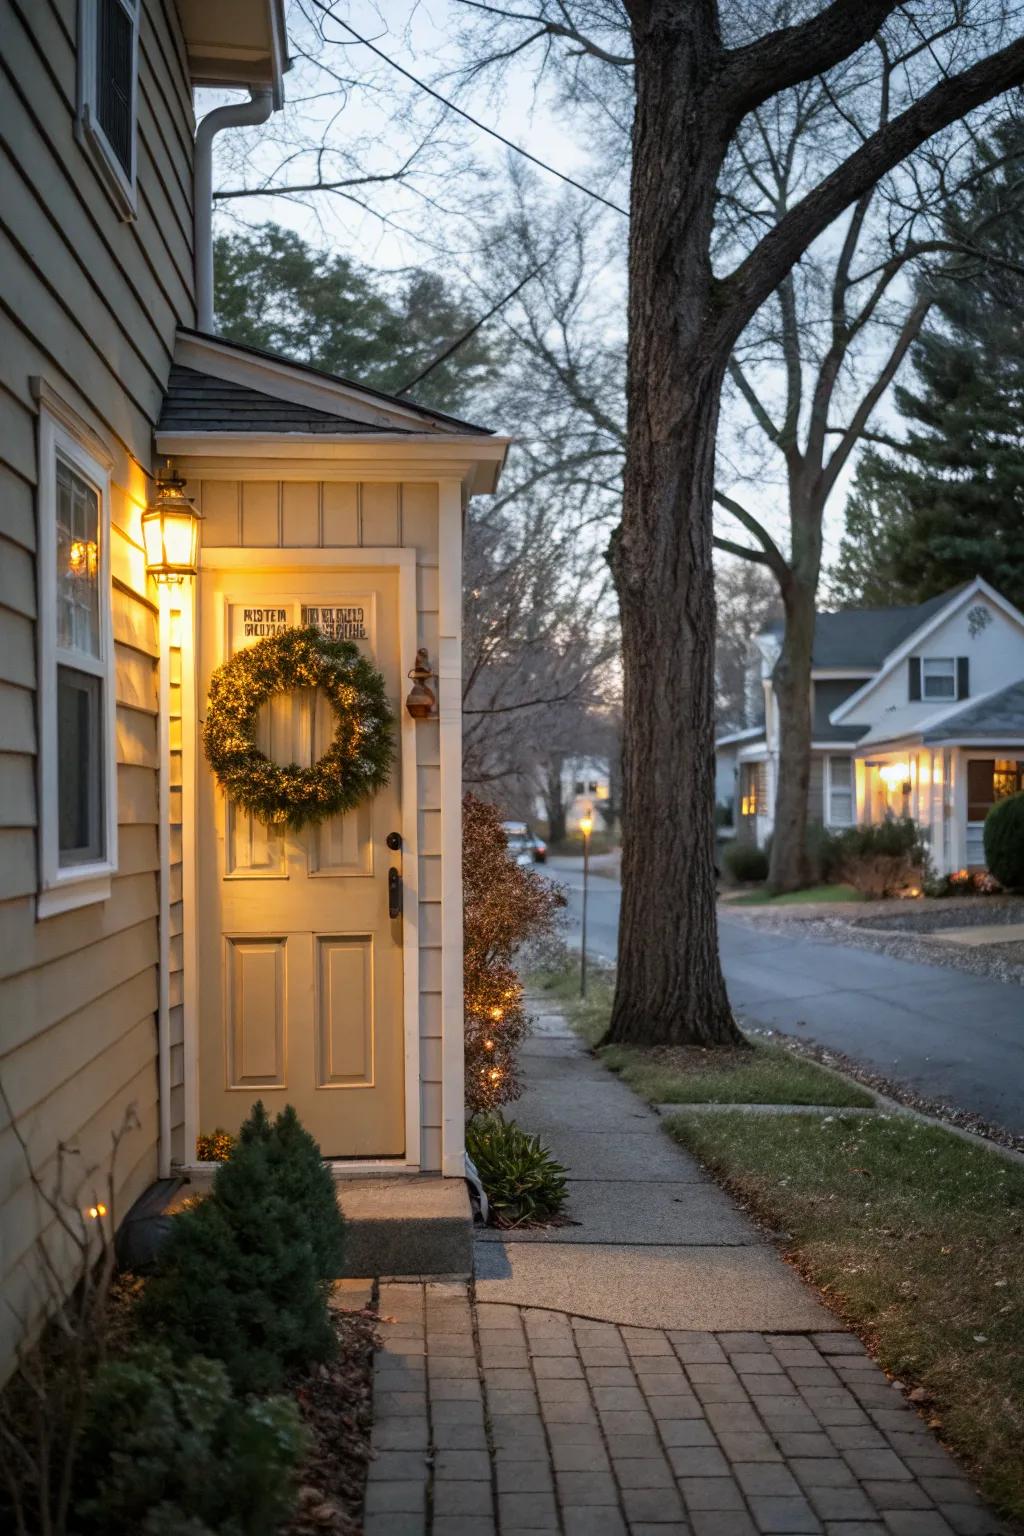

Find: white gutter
<box><xmin>193</xmin><ymin>88</ymin><xmax>274</xmax><ymax>332</ymax></box>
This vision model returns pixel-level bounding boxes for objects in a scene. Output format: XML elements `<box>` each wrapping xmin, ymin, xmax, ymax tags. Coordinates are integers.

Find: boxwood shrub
<box><xmin>984</xmin><ymin>791</ymin><xmax>1024</xmax><ymax>889</ymax></box>
<box><xmin>723</xmin><ymin>840</ymin><xmax>769</xmax><ymax>883</ymax></box>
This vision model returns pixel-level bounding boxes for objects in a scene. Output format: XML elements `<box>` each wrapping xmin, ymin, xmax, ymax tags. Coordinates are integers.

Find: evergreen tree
<box><xmin>832</xmin><ymin>126</ymin><xmax>1024</xmax><ymax>611</ymax></box>
<box><xmin>213</xmin><ymin>224</ymin><xmax>499</xmax><ymax>416</ymax></box>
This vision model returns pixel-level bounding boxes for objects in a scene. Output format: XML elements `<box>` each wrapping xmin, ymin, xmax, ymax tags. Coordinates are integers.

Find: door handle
<box><xmin>388</xmin><ymin>866</ymin><xmax>403</xmax><ymax>919</ymax></box>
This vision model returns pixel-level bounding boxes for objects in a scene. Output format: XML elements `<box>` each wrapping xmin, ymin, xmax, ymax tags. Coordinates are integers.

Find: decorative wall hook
<box><xmin>405</xmin><ymin>647</ymin><xmax>436</xmax><ymax>719</ymax></box>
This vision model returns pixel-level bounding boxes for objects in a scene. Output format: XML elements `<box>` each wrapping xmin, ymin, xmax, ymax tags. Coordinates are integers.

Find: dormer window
<box><xmin>77</xmin><ymin>0</ymin><xmax>140</xmax><ymax>219</ymax></box>
<box><xmin>922</xmin><ymin>657</ymin><xmax>956</xmax><ymax>700</ymax></box>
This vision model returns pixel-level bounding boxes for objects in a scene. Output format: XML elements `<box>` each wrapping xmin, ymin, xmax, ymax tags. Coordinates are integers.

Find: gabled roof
<box><xmin>162</xmin><ymin>330</ymin><xmax>495</xmax><ymax>438</ymax></box>
<box><xmin>159</xmin><ymin>366</ymin><xmax>418</xmax><ymax>436</ymax></box>
<box><xmin>762</xmin><ymin>588</ymin><xmax>962</xmax><ymax>670</ymax></box>
<box><xmin>832</xmin><ymin>577</ymin><xmax>1024</xmax><ymax>726</ymax></box>
<box><xmin>922</xmin><ymin>678</ymin><xmax>1024</xmax><ymax>742</ymax></box>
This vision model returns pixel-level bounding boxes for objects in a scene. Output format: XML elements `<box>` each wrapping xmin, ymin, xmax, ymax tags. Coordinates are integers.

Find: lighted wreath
<box><xmin>202</xmin><ymin>626</ymin><xmax>395</xmax><ymax>830</ymax></box>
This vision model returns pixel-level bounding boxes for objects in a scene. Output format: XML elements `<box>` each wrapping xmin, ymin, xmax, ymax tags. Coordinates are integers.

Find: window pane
<box><xmin>96</xmin><ymin>0</ymin><xmax>134</xmax><ymax>174</ymax></box>
<box><xmin>922</xmin><ymin>658</ymin><xmax>955</xmax><ymax>699</ymax></box>
<box><xmin>830</xmin><ymin>756</ymin><xmax>852</xmax><ymax>790</ymax></box>
<box><xmin>58</xmin><ymin>666</ymin><xmax>103</xmax><ymax>864</ymax></box>
<box><xmin>830</xmin><ymin>790</ymin><xmax>853</xmax><ymax>824</ymax></box>
<box><xmin>56</xmin><ymin>458</ymin><xmax>100</xmax><ymax>657</ymax></box>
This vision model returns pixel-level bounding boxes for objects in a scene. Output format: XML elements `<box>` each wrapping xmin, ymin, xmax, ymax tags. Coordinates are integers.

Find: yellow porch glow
<box><xmin>878</xmin><ymin>761</ymin><xmax>911</xmax><ymax>790</ymax></box>
<box><xmin>142</xmin><ymin>465</ymin><xmax>202</xmax><ymax>583</ymax></box>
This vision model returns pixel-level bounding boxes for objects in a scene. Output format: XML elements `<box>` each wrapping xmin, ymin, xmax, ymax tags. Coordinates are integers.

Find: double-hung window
<box><xmin>77</xmin><ymin>0</ymin><xmax>140</xmax><ymax>218</ymax></box>
<box><xmin>921</xmin><ymin>657</ymin><xmax>956</xmax><ymax>700</ymax></box>
<box><xmin>37</xmin><ymin>406</ymin><xmax>117</xmax><ymax>917</ymax></box>
<box><xmin>827</xmin><ymin>756</ymin><xmax>854</xmax><ymax>826</ymax></box>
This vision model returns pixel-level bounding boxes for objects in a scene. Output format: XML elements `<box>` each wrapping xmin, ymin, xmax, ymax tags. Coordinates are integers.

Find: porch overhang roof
<box><xmin>156</xmin><ymin>331</ymin><xmax>510</xmax><ymax>497</ymax></box>
<box><xmin>176</xmin><ymin>0</ymin><xmax>289</xmax><ymax>107</ymax></box>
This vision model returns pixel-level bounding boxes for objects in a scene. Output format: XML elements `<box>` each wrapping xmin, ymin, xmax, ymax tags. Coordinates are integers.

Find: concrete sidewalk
<box><xmin>473</xmin><ymin>1005</ymin><xmax>829</xmax><ymax>1332</ymax></box>
<box><xmin>365</xmin><ymin>1007</ymin><xmax>1007</xmax><ymax>1536</ymax></box>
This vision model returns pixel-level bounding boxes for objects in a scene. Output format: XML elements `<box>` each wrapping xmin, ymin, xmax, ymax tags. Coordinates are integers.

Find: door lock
<box><xmin>386</xmin><ymin>831</ymin><xmax>403</xmax><ymax>851</ymax></box>
<box><xmin>388</xmin><ymin>867</ymin><xmax>403</xmax><ymax>919</ymax></box>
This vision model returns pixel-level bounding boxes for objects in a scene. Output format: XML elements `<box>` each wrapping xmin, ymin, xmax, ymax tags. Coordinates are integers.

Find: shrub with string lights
<box><xmin>463</xmin><ymin>794</ymin><xmax>564</xmax><ymax>1114</ymax></box>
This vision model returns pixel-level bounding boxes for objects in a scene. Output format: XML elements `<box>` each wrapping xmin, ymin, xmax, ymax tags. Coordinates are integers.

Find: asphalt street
<box><xmin>543</xmin><ymin>855</ymin><xmax>1024</xmax><ymax>1135</ymax></box>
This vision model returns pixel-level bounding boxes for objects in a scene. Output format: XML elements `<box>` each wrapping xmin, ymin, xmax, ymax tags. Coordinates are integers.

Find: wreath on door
<box><xmin>202</xmin><ymin>626</ymin><xmax>395</xmax><ymax>830</ymax></box>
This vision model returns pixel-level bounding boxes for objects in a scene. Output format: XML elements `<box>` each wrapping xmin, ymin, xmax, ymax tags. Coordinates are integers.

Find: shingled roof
<box><xmin>923</xmin><ymin>678</ymin><xmax>1024</xmax><ymax>741</ymax></box>
<box><xmin>763</xmin><ymin>587</ymin><xmax>967</xmax><ymax>670</ymax></box>
<box><xmin>158</xmin><ymin>365</ymin><xmax>410</xmax><ymax>435</ymax></box>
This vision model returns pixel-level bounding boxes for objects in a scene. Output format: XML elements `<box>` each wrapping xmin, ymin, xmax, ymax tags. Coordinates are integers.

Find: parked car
<box><xmin>502</xmin><ymin>822</ymin><xmax>548</xmax><ymax>866</ymax></box>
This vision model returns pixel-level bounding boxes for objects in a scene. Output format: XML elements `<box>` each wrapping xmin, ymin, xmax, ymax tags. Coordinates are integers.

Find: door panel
<box><xmin>197</xmin><ymin>570</ymin><xmax>404</xmax><ymax>1158</ymax></box>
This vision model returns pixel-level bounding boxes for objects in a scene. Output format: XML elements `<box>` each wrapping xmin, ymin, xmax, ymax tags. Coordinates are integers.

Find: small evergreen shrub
<box><xmin>984</xmin><ymin>792</ymin><xmax>1024</xmax><ymax>889</ymax></box>
<box><xmin>76</xmin><ymin>1346</ymin><xmax>306</xmax><ymax>1536</ymax></box>
<box><xmin>140</xmin><ymin>1112</ymin><xmax>335</xmax><ymax>1394</ymax></box>
<box><xmin>723</xmin><ymin>841</ymin><xmax>769</xmax><ymax>883</ymax></box>
<box><xmin>835</xmin><ymin>817</ymin><xmax>927</xmax><ymax>899</ymax></box>
<box><xmin>242</xmin><ymin>1102</ymin><xmax>345</xmax><ymax>1277</ymax></box>
<box><xmin>466</xmin><ymin>1114</ymin><xmax>568</xmax><ymax>1227</ymax></box>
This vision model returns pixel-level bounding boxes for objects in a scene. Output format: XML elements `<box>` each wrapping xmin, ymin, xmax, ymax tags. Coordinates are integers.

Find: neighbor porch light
<box><xmin>878</xmin><ymin>761</ymin><xmax>911</xmax><ymax>791</ymax></box>
<box><xmin>142</xmin><ymin>462</ymin><xmax>202</xmax><ymax>583</ymax></box>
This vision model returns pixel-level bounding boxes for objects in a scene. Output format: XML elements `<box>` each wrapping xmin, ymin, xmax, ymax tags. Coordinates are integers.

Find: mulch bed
<box><xmin>285</xmin><ymin>1296</ymin><xmax>379</xmax><ymax>1536</ymax></box>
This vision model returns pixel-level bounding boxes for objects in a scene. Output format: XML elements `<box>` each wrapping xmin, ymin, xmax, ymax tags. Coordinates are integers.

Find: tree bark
<box><xmin>543</xmin><ymin>755</ymin><xmax>567</xmax><ymax>844</ymax></box>
<box><xmin>605</xmin><ymin>5</ymin><xmax>743</xmax><ymax>1049</ymax></box>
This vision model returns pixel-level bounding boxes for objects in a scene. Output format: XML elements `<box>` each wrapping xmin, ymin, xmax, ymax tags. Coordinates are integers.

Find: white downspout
<box><xmin>193</xmin><ymin>88</ymin><xmax>273</xmax><ymax>332</ymax></box>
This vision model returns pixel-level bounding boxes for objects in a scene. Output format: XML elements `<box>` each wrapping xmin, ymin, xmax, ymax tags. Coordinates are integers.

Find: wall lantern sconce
<box><xmin>142</xmin><ymin>461</ymin><xmax>203</xmax><ymax>583</ymax></box>
<box><xmin>878</xmin><ymin>761</ymin><xmax>912</xmax><ymax>795</ymax></box>
<box><xmin>405</xmin><ymin>648</ymin><xmax>436</xmax><ymax>719</ymax></box>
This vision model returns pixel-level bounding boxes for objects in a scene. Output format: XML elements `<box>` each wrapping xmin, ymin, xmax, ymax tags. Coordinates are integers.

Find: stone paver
<box><xmin>366</xmin><ymin>1282</ymin><xmax>1008</xmax><ymax>1536</ymax></box>
<box><xmin>365</xmin><ymin>1007</ymin><xmax>1007</xmax><ymax>1536</ymax></box>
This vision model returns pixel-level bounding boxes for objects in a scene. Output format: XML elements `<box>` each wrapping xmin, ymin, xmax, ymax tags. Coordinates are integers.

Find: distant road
<box><xmin>542</xmin><ymin>856</ymin><xmax>1024</xmax><ymax>1136</ymax></box>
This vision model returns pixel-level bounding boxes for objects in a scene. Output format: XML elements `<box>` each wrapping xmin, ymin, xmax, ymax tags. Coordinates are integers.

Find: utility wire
<box><xmin>395</xmin><ymin>260</ymin><xmax>548</xmax><ymax>394</ymax></box>
<box><xmin>310</xmin><ymin>1</ymin><xmax>629</xmax><ymax>218</ymax></box>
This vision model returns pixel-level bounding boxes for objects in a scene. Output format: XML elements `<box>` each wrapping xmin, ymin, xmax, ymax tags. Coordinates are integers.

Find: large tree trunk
<box><xmin>767</xmin><ymin>578</ymin><xmax>816</xmax><ymax>892</ymax></box>
<box><xmin>605</xmin><ymin>7</ymin><xmax>742</xmax><ymax>1049</ymax></box>
<box><xmin>543</xmin><ymin>755</ymin><xmax>567</xmax><ymax>844</ymax></box>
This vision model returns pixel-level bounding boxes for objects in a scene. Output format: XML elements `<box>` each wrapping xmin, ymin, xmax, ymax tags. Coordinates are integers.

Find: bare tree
<box><xmin>714</xmin><ymin>558</ymin><xmax>783</xmax><ymax>732</ymax></box>
<box><xmin>452</xmin><ymin>0</ymin><xmax>1024</xmax><ymax>1046</ymax></box>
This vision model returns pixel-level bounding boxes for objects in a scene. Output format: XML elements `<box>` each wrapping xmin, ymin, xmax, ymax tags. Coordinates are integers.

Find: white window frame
<box><xmin>37</xmin><ymin>404</ymin><xmax>118</xmax><ymax>918</ymax></box>
<box><xmin>76</xmin><ymin>0</ymin><xmax>140</xmax><ymax>220</ymax></box>
<box><xmin>921</xmin><ymin>656</ymin><xmax>956</xmax><ymax>701</ymax></box>
<box><xmin>826</xmin><ymin>754</ymin><xmax>855</xmax><ymax>827</ymax></box>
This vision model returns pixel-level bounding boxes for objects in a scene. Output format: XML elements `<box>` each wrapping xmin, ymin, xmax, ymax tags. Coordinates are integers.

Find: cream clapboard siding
<box><xmin>192</xmin><ymin>480</ymin><xmax>448</xmax><ymax>1170</ymax></box>
<box><xmin>0</xmin><ymin>0</ymin><xmax>194</xmax><ymax>1375</ymax></box>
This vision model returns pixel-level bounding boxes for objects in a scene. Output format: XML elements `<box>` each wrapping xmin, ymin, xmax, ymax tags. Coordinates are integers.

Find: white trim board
<box><xmin>182</xmin><ymin>547</ymin><xmax>423</xmax><ymax>1172</ymax></box>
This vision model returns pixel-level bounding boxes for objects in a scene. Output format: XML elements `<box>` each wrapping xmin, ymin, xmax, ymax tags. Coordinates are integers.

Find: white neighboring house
<box><xmin>535</xmin><ymin>755</ymin><xmax>613</xmax><ymax>833</ymax></box>
<box><xmin>716</xmin><ymin>578</ymin><xmax>1024</xmax><ymax>875</ymax></box>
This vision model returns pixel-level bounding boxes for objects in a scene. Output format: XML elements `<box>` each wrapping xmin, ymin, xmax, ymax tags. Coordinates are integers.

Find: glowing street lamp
<box><xmin>579</xmin><ymin>808</ymin><xmax>594</xmax><ymax>999</ymax></box>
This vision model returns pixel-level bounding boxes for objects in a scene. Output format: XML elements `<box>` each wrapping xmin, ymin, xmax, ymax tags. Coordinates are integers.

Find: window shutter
<box><xmin>957</xmin><ymin>656</ymin><xmax>969</xmax><ymax>700</ymax></box>
<box><xmin>908</xmin><ymin>657</ymin><xmax>921</xmax><ymax>701</ymax></box>
<box><xmin>96</xmin><ymin>0</ymin><xmax>134</xmax><ymax>175</ymax></box>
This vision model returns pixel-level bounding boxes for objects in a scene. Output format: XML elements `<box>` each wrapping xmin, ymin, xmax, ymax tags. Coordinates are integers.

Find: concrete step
<box><xmin>336</xmin><ymin>1176</ymin><xmax>472</xmax><ymax>1277</ymax></box>
<box><xmin>130</xmin><ymin>1172</ymin><xmax>473</xmax><ymax>1279</ymax></box>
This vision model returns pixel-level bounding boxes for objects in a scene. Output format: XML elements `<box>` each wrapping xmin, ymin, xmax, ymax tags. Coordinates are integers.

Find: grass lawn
<box><xmin>601</xmin><ymin>1040</ymin><xmax>874</xmax><ymax>1106</ymax></box>
<box><xmin>527</xmin><ymin>967</ymin><xmax>873</xmax><ymax>1106</ymax></box>
<box><xmin>664</xmin><ymin>1109</ymin><xmax>1024</xmax><ymax>1519</ymax></box>
<box><xmin>725</xmin><ymin>882</ymin><xmax>862</xmax><ymax>907</ymax></box>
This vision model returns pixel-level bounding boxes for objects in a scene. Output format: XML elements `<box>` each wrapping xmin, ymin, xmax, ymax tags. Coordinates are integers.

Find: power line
<box><xmin>310</xmin><ymin>1</ymin><xmax>629</xmax><ymax>218</ymax></box>
<box><xmin>395</xmin><ymin>259</ymin><xmax>548</xmax><ymax>394</ymax></box>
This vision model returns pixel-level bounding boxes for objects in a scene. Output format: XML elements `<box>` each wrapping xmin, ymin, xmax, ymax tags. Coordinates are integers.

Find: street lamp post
<box><xmin>579</xmin><ymin>810</ymin><xmax>593</xmax><ymax>999</ymax></box>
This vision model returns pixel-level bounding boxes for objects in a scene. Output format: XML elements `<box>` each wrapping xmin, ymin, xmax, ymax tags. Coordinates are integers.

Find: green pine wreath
<box><xmin>202</xmin><ymin>626</ymin><xmax>395</xmax><ymax>830</ymax></box>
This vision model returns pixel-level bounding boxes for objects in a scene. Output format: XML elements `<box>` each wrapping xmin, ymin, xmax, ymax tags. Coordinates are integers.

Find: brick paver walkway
<box><xmin>366</xmin><ymin>1281</ymin><xmax>1002</xmax><ymax>1536</ymax></box>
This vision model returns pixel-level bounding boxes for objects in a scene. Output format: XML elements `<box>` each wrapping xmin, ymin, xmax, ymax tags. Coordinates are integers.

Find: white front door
<box><xmin>197</xmin><ymin>568</ymin><xmax>405</xmax><ymax>1157</ymax></box>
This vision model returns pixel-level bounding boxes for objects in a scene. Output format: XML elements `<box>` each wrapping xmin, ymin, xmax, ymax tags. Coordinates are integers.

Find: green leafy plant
<box><xmin>984</xmin><ymin>792</ymin><xmax>1024</xmax><ymax>890</ymax></box>
<box><xmin>835</xmin><ymin>817</ymin><xmax>928</xmax><ymax>898</ymax></box>
<box><xmin>75</xmin><ymin>1346</ymin><xmax>306</xmax><ymax>1536</ymax></box>
<box><xmin>140</xmin><ymin>1107</ymin><xmax>336</xmax><ymax>1394</ymax></box>
<box><xmin>466</xmin><ymin>1113</ymin><xmax>568</xmax><ymax>1227</ymax></box>
<box><xmin>723</xmin><ymin>841</ymin><xmax>769</xmax><ymax>883</ymax></box>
